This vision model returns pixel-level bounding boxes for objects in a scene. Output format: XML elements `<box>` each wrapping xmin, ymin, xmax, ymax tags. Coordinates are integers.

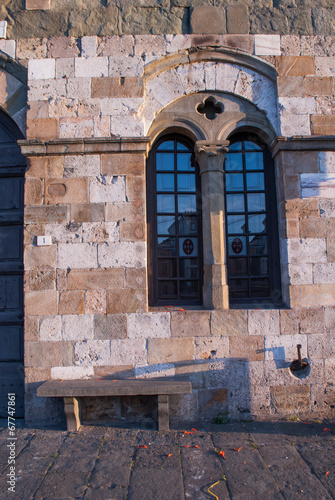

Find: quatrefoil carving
<box><xmin>196</xmin><ymin>96</ymin><xmax>223</xmax><ymax>120</ymax></box>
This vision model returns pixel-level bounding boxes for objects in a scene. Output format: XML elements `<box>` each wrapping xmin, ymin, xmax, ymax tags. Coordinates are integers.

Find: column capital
<box><xmin>195</xmin><ymin>140</ymin><xmax>230</xmax><ymax>175</ymax></box>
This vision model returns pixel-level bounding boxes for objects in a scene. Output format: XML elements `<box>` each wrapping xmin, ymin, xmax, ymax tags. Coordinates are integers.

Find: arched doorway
<box><xmin>0</xmin><ymin>110</ymin><xmax>26</xmax><ymax>418</ymax></box>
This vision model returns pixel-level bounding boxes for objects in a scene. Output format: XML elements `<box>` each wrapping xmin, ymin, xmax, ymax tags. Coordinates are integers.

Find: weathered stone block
<box><xmin>276</xmin><ymin>56</ymin><xmax>315</xmax><ymax>76</ymax></box>
<box><xmin>327</xmin><ymin>239</ymin><xmax>335</xmax><ymax>262</ymax></box>
<box><xmin>59</xmin><ymin>290</ymin><xmax>85</xmax><ymax>315</ymax></box>
<box><xmin>105</xmin><ymin>201</ymin><xmax>145</xmax><ymax>223</ymax></box>
<box><xmin>74</xmin><ymin>340</ymin><xmax>110</xmax><ymax>367</ymax></box>
<box><xmin>97</xmin><ymin>35</ymin><xmax>134</xmax><ymax>57</ymax></box>
<box><xmin>28</xmin><ymin>58</ymin><xmax>55</xmax><ymax>80</ymax></box>
<box><xmin>46</xmin><ymin>178</ymin><xmax>89</xmax><ymax>205</ymax></box>
<box><xmin>280</xmin><ymin>114</ymin><xmax>310</xmax><ymax>136</ymax></box>
<box><xmin>313</xmin><ymin>263</ymin><xmax>335</xmax><ymax>284</ymax></box>
<box><xmin>89</xmin><ymin>176</ymin><xmax>125</xmax><ymax>203</ymax></box>
<box><xmin>270</xmin><ymin>386</ymin><xmax>310</xmax><ymax>413</ymax></box>
<box><xmin>301</xmin><ymin>173</ymin><xmax>335</xmax><ymax>198</ymax></box>
<box><xmin>190</xmin><ymin>7</ymin><xmax>226</xmax><ymax>35</ymax></box>
<box><xmin>0</xmin><ymin>39</ymin><xmax>15</xmax><ymax>58</ymax></box>
<box><xmin>320</xmin><ymin>199</ymin><xmax>335</xmax><ymax>218</ymax></box>
<box><xmin>92</xmin><ymin>77</ymin><xmax>144</xmax><ymax>98</ymax></box>
<box><xmin>198</xmin><ymin>388</ymin><xmax>228</xmax><ymax>418</ymax></box>
<box><xmin>101</xmin><ymin>153</ymin><xmax>145</xmax><ymax>176</ymax></box>
<box><xmin>287</xmin><ymin>238</ymin><xmax>327</xmax><ymax>265</ymax></box>
<box><xmin>209</xmin><ymin>359</ymin><xmax>248</xmax><ymax>390</ymax></box>
<box><xmin>148</xmin><ymin>338</ymin><xmax>194</xmax><ymax>364</ymax></box>
<box><xmin>24</xmin><ymin>178</ymin><xmax>44</xmax><ymax>206</ymax></box>
<box><xmin>305</xmin><ymin>77</ymin><xmax>334</xmax><ymax>96</ymax></box>
<box><xmin>80</xmin><ymin>36</ymin><xmax>97</xmax><ymax>57</ymax></box>
<box><xmin>75</xmin><ymin>57</ymin><xmax>108</xmax><ymax>78</ymax></box>
<box><xmin>71</xmin><ymin>203</ymin><xmax>105</xmax><ymax>223</ymax></box>
<box><xmin>128</xmin><ymin>312</ymin><xmax>170</xmax><ymax>339</ymax></box>
<box><xmin>65</xmin><ymin>78</ymin><xmax>91</xmax><ymax>99</ymax></box>
<box><xmin>82</xmin><ymin>222</ymin><xmax>119</xmax><ymax>244</ymax></box>
<box><xmin>62</xmin><ymin>314</ymin><xmax>94</xmax><ymax>340</ymax></box>
<box><xmin>67</xmin><ymin>268</ymin><xmax>124</xmax><ymax>290</ymax></box>
<box><xmin>25</xmin><ymin>315</ymin><xmax>39</xmax><ymax>342</ymax></box>
<box><xmin>194</xmin><ymin>336</ymin><xmax>229</xmax><ymax>361</ymax></box>
<box><xmin>51</xmin><ymin>366</ymin><xmax>94</xmax><ymax>380</ymax></box>
<box><xmin>26</xmin><ymin>341</ymin><xmax>73</xmax><ymax>368</ymax></box>
<box><xmin>55</xmin><ymin>58</ymin><xmax>75</xmax><ymax>79</ymax></box>
<box><xmin>24</xmin><ymin>224</ymin><xmax>45</xmax><ymax>246</ymax></box>
<box><xmin>44</xmin><ymin>222</ymin><xmax>82</xmax><ymax>244</ymax></box>
<box><xmin>25</xmin><ymin>367</ymin><xmax>51</xmax><ymax>384</ymax></box>
<box><xmin>290</xmin><ymin>284</ymin><xmax>335</xmax><ymax>307</ymax></box>
<box><xmin>126</xmin><ymin>176</ymin><xmax>145</xmax><ymax>202</ymax></box>
<box><xmin>289</xmin><ymin>264</ymin><xmax>313</xmax><ymax>285</ymax></box>
<box><xmin>98</xmin><ymin>242</ymin><xmax>146</xmax><ymax>268</ymax></box>
<box><xmin>135</xmin><ymin>364</ymin><xmax>175</xmax><ymax>379</ymax></box>
<box><xmin>106</xmin><ymin>288</ymin><xmax>146</xmax><ymax>314</ymax></box>
<box><xmin>311</xmin><ymin>115</ymin><xmax>335</xmax><ymax>135</ymax></box>
<box><xmin>280</xmin><ymin>309</ymin><xmax>302</xmax><ymax>336</ymax></box>
<box><xmin>27</xmin><ymin>118</ymin><xmax>59</xmax><ymax>140</ymax></box>
<box><xmin>285</xmin><ymin>199</ymin><xmax>319</xmax><ymax>218</ymax></box>
<box><xmin>25</xmin><ymin>290</ymin><xmax>58</xmax><ymax>315</ymax></box>
<box><xmin>170</xmin><ymin>311</ymin><xmax>210</xmax><ymax>338</ymax></box>
<box><xmin>109</xmin><ymin>339</ymin><xmax>147</xmax><ymax>366</ymax></box>
<box><xmin>277</xmin><ymin>76</ymin><xmax>305</xmax><ymax>97</ymax></box>
<box><xmin>94</xmin><ymin>314</ymin><xmax>127</xmax><ymax>339</ymax></box>
<box><xmin>56</xmin><ymin>269</ymin><xmax>67</xmax><ymax>291</ymax></box>
<box><xmin>318</xmin><ymin>151</ymin><xmax>335</xmax><ymax>173</ymax></box>
<box><xmin>248</xmin><ymin>310</ymin><xmax>280</xmax><ymax>336</ymax></box>
<box><xmin>25</xmin><ymin>0</ymin><xmax>50</xmax><ymax>9</ymax></box>
<box><xmin>47</xmin><ymin>37</ymin><xmax>80</xmax><ymax>58</ymax></box>
<box><xmin>125</xmin><ymin>268</ymin><xmax>147</xmax><ymax>289</ymax></box>
<box><xmin>85</xmin><ymin>290</ymin><xmax>106</xmax><ymax>314</ymax></box>
<box><xmin>24</xmin><ymin>245</ymin><xmax>57</xmax><ymax>271</ymax></box>
<box><xmin>26</xmin><ymin>156</ymin><xmax>64</xmax><ymax>179</ymax></box>
<box><xmin>29</xmin><ymin>267</ymin><xmax>56</xmax><ymax>291</ymax></box>
<box><xmin>264</xmin><ymin>334</ymin><xmax>307</xmax><ymax>361</ymax></box>
<box><xmin>226</xmin><ymin>6</ymin><xmax>249</xmax><ymax>35</ymax></box>
<box><xmin>230</xmin><ymin>335</ymin><xmax>265</xmax><ymax>361</ymax></box>
<box><xmin>59</xmin><ymin>117</ymin><xmax>94</xmax><ymax>138</ymax></box>
<box><xmin>39</xmin><ymin>315</ymin><xmax>62</xmax><ymax>341</ymax></box>
<box><xmin>119</xmin><ymin>221</ymin><xmax>145</xmax><ymax>242</ymax></box>
<box><xmin>211</xmin><ymin>310</ymin><xmax>248</xmax><ymax>337</ymax></box>
<box><xmin>175</xmin><ymin>363</ymin><xmax>209</xmax><ymax>390</ymax></box>
<box><xmin>254</xmin><ymin>34</ymin><xmax>280</xmax><ymax>55</ymax></box>
<box><xmin>94</xmin><ymin>365</ymin><xmax>134</xmax><ymax>379</ymax></box>
<box><xmin>63</xmin><ymin>155</ymin><xmax>100</xmax><ymax>177</ymax></box>
<box><xmin>57</xmin><ymin>243</ymin><xmax>98</xmax><ymax>269</ymax></box>
<box><xmin>17</xmin><ymin>38</ymin><xmax>47</xmax><ymax>60</ymax></box>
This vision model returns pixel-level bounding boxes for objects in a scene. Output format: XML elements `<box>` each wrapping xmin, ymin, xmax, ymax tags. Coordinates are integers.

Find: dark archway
<box><xmin>0</xmin><ymin>108</ymin><xmax>26</xmax><ymax>418</ymax></box>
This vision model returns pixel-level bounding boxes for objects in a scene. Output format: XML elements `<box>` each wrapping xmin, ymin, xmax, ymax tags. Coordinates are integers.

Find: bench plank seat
<box><xmin>37</xmin><ymin>379</ymin><xmax>192</xmax><ymax>431</ymax></box>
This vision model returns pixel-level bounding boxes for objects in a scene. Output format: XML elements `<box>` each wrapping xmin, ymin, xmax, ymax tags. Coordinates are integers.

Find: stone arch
<box><xmin>142</xmin><ymin>46</ymin><xmax>278</xmax><ymax>138</ymax></box>
<box><xmin>0</xmin><ymin>55</ymin><xmax>27</xmax><ymax>136</ymax></box>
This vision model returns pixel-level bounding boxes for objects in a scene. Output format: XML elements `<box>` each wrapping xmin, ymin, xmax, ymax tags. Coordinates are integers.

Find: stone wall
<box><xmin>1</xmin><ymin>1</ymin><xmax>335</xmax><ymax>39</ymax></box>
<box><xmin>10</xmin><ymin>32</ymin><xmax>334</xmax><ymax>425</ymax></box>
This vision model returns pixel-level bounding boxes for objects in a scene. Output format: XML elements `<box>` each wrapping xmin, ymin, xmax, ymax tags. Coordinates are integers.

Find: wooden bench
<box><xmin>37</xmin><ymin>379</ymin><xmax>192</xmax><ymax>431</ymax></box>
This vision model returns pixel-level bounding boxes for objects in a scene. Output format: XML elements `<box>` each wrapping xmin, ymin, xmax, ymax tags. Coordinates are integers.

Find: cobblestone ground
<box><xmin>0</xmin><ymin>420</ymin><xmax>334</xmax><ymax>499</ymax></box>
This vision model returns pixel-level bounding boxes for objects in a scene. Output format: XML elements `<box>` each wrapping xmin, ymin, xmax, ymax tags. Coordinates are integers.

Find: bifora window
<box><xmin>148</xmin><ymin>136</ymin><xmax>202</xmax><ymax>305</ymax></box>
<box><xmin>224</xmin><ymin>134</ymin><xmax>281</xmax><ymax>304</ymax></box>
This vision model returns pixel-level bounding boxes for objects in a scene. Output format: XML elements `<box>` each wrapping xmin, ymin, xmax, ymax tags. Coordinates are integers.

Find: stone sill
<box><xmin>18</xmin><ymin>137</ymin><xmax>150</xmax><ymax>156</ymax></box>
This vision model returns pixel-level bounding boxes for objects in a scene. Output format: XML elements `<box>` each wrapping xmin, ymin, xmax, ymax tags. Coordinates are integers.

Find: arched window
<box><xmin>224</xmin><ymin>134</ymin><xmax>281</xmax><ymax>305</ymax></box>
<box><xmin>147</xmin><ymin>135</ymin><xmax>202</xmax><ymax>306</ymax></box>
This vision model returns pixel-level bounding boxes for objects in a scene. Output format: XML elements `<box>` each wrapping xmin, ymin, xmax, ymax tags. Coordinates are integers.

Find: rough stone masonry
<box><xmin>0</xmin><ymin>0</ymin><xmax>334</xmax><ymax>426</ymax></box>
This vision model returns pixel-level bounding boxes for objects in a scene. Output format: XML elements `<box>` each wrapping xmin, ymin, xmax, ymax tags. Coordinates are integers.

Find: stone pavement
<box><xmin>0</xmin><ymin>420</ymin><xmax>334</xmax><ymax>500</ymax></box>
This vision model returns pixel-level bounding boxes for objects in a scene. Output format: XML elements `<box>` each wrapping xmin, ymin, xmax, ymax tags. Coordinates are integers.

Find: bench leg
<box><xmin>158</xmin><ymin>395</ymin><xmax>169</xmax><ymax>431</ymax></box>
<box><xmin>63</xmin><ymin>397</ymin><xmax>81</xmax><ymax>431</ymax></box>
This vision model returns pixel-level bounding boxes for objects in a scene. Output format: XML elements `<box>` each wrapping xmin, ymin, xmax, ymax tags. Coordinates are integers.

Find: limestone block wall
<box><xmin>9</xmin><ymin>32</ymin><xmax>335</xmax><ymax>424</ymax></box>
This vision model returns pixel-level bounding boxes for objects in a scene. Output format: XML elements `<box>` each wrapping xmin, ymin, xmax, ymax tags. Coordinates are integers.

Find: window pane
<box><xmin>178</xmin><ymin>215</ymin><xmax>197</xmax><ymax>235</ymax></box>
<box><xmin>177</xmin><ymin>174</ymin><xmax>195</xmax><ymax>192</ymax></box>
<box><xmin>157</xmin><ymin>216</ymin><xmax>175</xmax><ymax>235</ymax></box>
<box><xmin>248</xmin><ymin>214</ymin><xmax>266</xmax><ymax>233</ymax></box>
<box><xmin>157</xmin><ymin>141</ymin><xmax>174</xmax><ymax>150</ymax></box>
<box><xmin>227</xmin><ymin>215</ymin><xmax>245</xmax><ymax>234</ymax></box>
<box><xmin>226</xmin><ymin>173</ymin><xmax>244</xmax><ymax>192</ymax></box>
<box><xmin>228</xmin><ymin>257</ymin><xmax>248</xmax><ymax>276</ymax></box>
<box><xmin>180</xmin><ymin>280</ymin><xmax>198</xmax><ymax>299</ymax></box>
<box><xmin>179</xmin><ymin>237</ymin><xmax>198</xmax><ymax>257</ymax></box>
<box><xmin>158</xmin><ymin>280</ymin><xmax>177</xmax><ymax>298</ymax></box>
<box><xmin>157</xmin><ymin>174</ymin><xmax>174</xmax><ymax>192</ymax></box>
<box><xmin>177</xmin><ymin>153</ymin><xmax>193</xmax><ymax>171</ymax></box>
<box><xmin>228</xmin><ymin>236</ymin><xmax>247</xmax><ymax>256</ymax></box>
<box><xmin>158</xmin><ymin>259</ymin><xmax>177</xmax><ymax>278</ymax></box>
<box><xmin>226</xmin><ymin>194</ymin><xmax>245</xmax><ymax>213</ymax></box>
<box><xmin>246</xmin><ymin>172</ymin><xmax>265</xmax><ymax>191</ymax></box>
<box><xmin>251</xmin><ymin>278</ymin><xmax>270</xmax><ymax>297</ymax></box>
<box><xmin>157</xmin><ymin>237</ymin><xmax>176</xmax><ymax>256</ymax></box>
<box><xmin>245</xmin><ymin>141</ymin><xmax>261</xmax><ymax>151</ymax></box>
<box><xmin>228</xmin><ymin>142</ymin><xmax>242</xmax><ymax>151</ymax></box>
<box><xmin>225</xmin><ymin>153</ymin><xmax>242</xmax><ymax>171</ymax></box>
<box><xmin>250</xmin><ymin>257</ymin><xmax>268</xmax><ymax>276</ymax></box>
<box><xmin>249</xmin><ymin>235</ymin><xmax>267</xmax><ymax>255</ymax></box>
<box><xmin>178</xmin><ymin>194</ymin><xmax>196</xmax><ymax>213</ymax></box>
<box><xmin>180</xmin><ymin>259</ymin><xmax>198</xmax><ymax>279</ymax></box>
<box><xmin>245</xmin><ymin>152</ymin><xmax>263</xmax><ymax>170</ymax></box>
<box><xmin>247</xmin><ymin>193</ymin><xmax>266</xmax><ymax>212</ymax></box>
<box><xmin>230</xmin><ymin>279</ymin><xmax>249</xmax><ymax>299</ymax></box>
<box><xmin>156</xmin><ymin>153</ymin><xmax>174</xmax><ymax>170</ymax></box>
<box><xmin>177</xmin><ymin>142</ymin><xmax>190</xmax><ymax>151</ymax></box>
<box><xmin>157</xmin><ymin>194</ymin><xmax>175</xmax><ymax>213</ymax></box>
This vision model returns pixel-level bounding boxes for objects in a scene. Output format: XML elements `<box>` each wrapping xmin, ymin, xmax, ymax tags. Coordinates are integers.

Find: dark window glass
<box><xmin>225</xmin><ymin>135</ymin><xmax>281</xmax><ymax>303</ymax></box>
<box><xmin>149</xmin><ymin>136</ymin><xmax>202</xmax><ymax>305</ymax></box>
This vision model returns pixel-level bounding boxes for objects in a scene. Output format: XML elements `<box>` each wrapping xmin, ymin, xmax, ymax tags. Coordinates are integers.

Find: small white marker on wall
<box><xmin>37</xmin><ymin>235</ymin><xmax>52</xmax><ymax>246</ymax></box>
<box><xmin>0</xmin><ymin>21</ymin><xmax>7</xmax><ymax>39</ymax></box>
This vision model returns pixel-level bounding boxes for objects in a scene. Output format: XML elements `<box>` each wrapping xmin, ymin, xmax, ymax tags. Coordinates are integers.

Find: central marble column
<box><xmin>195</xmin><ymin>140</ymin><xmax>230</xmax><ymax>309</ymax></box>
